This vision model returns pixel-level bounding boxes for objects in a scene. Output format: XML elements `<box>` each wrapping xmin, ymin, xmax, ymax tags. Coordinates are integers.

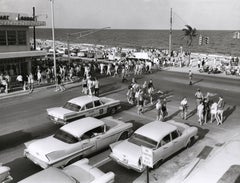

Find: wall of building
<box><xmin>0</xmin><ymin>26</ymin><xmax>30</xmax><ymax>52</ymax></box>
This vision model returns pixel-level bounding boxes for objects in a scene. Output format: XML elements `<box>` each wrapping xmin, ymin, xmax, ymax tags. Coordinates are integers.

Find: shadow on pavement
<box><xmin>223</xmin><ymin>105</ymin><xmax>236</xmax><ymax>123</ymax></box>
<box><xmin>192</xmin><ymin>79</ymin><xmax>204</xmax><ymax>85</ymax></box>
<box><xmin>165</xmin><ymin>110</ymin><xmax>181</xmax><ymax>121</ymax></box>
<box><xmin>186</xmin><ymin>108</ymin><xmax>197</xmax><ymax>119</ymax></box>
<box><xmin>0</xmin><ymin>131</ymin><xmax>32</xmax><ymax>151</ymax></box>
<box><xmin>5</xmin><ymin>157</ymin><xmax>42</xmax><ymax>183</ymax></box>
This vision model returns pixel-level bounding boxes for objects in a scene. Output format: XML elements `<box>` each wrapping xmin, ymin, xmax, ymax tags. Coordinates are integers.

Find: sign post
<box><xmin>141</xmin><ymin>146</ymin><xmax>153</xmax><ymax>183</ymax></box>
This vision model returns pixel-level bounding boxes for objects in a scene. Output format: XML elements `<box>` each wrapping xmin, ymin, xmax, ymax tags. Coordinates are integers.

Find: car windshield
<box><xmin>54</xmin><ymin>129</ymin><xmax>78</xmax><ymax>144</ymax></box>
<box><xmin>63</xmin><ymin>102</ymin><xmax>81</xmax><ymax>112</ymax></box>
<box><xmin>128</xmin><ymin>133</ymin><xmax>157</xmax><ymax>149</ymax></box>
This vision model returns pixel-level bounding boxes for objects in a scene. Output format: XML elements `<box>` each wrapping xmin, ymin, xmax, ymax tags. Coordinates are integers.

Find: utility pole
<box><xmin>169</xmin><ymin>8</ymin><xmax>173</xmax><ymax>57</ymax></box>
<box><xmin>50</xmin><ymin>0</ymin><xmax>57</xmax><ymax>84</ymax></box>
<box><xmin>33</xmin><ymin>7</ymin><xmax>36</xmax><ymax>50</ymax></box>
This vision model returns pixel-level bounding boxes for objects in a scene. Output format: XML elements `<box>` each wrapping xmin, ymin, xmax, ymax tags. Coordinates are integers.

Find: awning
<box><xmin>0</xmin><ymin>50</ymin><xmax>46</xmax><ymax>59</ymax></box>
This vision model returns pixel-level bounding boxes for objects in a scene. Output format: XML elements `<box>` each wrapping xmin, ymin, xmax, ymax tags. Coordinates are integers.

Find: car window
<box><xmin>54</xmin><ymin>129</ymin><xmax>78</xmax><ymax>144</ymax></box>
<box><xmin>63</xmin><ymin>102</ymin><xmax>81</xmax><ymax>112</ymax></box>
<box><xmin>81</xmin><ymin>126</ymin><xmax>104</xmax><ymax>140</ymax></box>
<box><xmin>85</xmin><ymin>102</ymin><xmax>94</xmax><ymax>109</ymax></box>
<box><xmin>171</xmin><ymin>130</ymin><xmax>179</xmax><ymax>140</ymax></box>
<box><xmin>161</xmin><ymin>134</ymin><xmax>171</xmax><ymax>146</ymax></box>
<box><xmin>94</xmin><ymin>100</ymin><xmax>102</xmax><ymax>107</ymax></box>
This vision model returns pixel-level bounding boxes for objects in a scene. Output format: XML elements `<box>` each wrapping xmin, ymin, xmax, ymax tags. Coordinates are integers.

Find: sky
<box><xmin>0</xmin><ymin>0</ymin><xmax>240</xmax><ymax>30</ymax></box>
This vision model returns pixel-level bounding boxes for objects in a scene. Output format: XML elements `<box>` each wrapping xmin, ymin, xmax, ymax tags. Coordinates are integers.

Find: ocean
<box><xmin>30</xmin><ymin>28</ymin><xmax>240</xmax><ymax>56</ymax></box>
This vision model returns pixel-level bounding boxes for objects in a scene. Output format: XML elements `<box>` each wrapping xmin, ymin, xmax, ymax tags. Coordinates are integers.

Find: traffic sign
<box><xmin>141</xmin><ymin>146</ymin><xmax>153</xmax><ymax>168</ymax></box>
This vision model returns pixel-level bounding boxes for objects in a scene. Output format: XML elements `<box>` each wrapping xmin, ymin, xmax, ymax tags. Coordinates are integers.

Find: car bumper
<box><xmin>48</xmin><ymin>115</ymin><xmax>66</xmax><ymax>125</ymax></box>
<box><xmin>2</xmin><ymin>175</ymin><xmax>13</xmax><ymax>183</ymax></box>
<box><xmin>24</xmin><ymin>150</ymin><xmax>50</xmax><ymax>169</ymax></box>
<box><xmin>109</xmin><ymin>154</ymin><xmax>145</xmax><ymax>173</ymax></box>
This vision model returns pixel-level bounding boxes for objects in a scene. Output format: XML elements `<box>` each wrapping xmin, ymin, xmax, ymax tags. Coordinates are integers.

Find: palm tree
<box><xmin>182</xmin><ymin>25</ymin><xmax>198</xmax><ymax>66</ymax></box>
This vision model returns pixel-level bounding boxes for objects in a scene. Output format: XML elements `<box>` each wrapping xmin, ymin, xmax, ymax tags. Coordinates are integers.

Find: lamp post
<box><xmin>50</xmin><ymin>0</ymin><xmax>57</xmax><ymax>84</ymax></box>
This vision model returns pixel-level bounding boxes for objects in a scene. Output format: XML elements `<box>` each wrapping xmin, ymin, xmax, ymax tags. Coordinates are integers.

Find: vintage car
<box><xmin>19</xmin><ymin>158</ymin><xmax>114</xmax><ymax>183</ymax></box>
<box><xmin>109</xmin><ymin>120</ymin><xmax>198</xmax><ymax>172</ymax></box>
<box><xmin>0</xmin><ymin>164</ymin><xmax>12</xmax><ymax>183</ymax></box>
<box><xmin>24</xmin><ymin>116</ymin><xmax>132</xmax><ymax>169</ymax></box>
<box><xmin>47</xmin><ymin>95</ymin><xmax>121</xmax><ymax>125</ymax></box>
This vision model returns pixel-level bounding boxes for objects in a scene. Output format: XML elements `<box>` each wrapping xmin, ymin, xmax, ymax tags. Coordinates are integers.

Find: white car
<box><xmin>24</xmin><ymin>117</ymin><xmax>132</xmax><ymax>169</ymax></box>
<box><xmin>18</xmin><ymin>158</ymin><xmax>114</xmax><ymax>183</ymax></box>
<box><xmin>0</xmin><ymin>164</ymin><xmax>12</xmax><ymax>183</ymax></box>
<box><xmin>47</xmin><ymin>96</ymin><xmax>121</xmax><ymax>125</ymax></box>
<box><xmin>110</xmin><ymin>120</ymin><xmax>198</xmax><ymax>172</ymax></box>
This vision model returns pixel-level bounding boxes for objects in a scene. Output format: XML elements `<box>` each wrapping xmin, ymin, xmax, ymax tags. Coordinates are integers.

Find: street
<box><xmin>1</xmin><ymin>70</ymin><xmax>240</xmax><ymax>183</ymax></box>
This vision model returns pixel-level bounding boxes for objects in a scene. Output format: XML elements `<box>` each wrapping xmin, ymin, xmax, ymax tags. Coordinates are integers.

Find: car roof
<box><xmin>18</xmin><ymin>167</ymin><xmax>73</xmax><ymax>183</ymax></box>
<box><xmin>135</xmin><ymin>121</ymin><xmax>177</xmax><ymax>142</ymax></box>
<box><xmin>61</xmin><ymin>117</ymin><xmax>104</xmax><ymax>138</ymax></box>
<box><xmin>68</xmin><ymin>96</ymin><xmax>100</xmax><ymax>107</ymax></box>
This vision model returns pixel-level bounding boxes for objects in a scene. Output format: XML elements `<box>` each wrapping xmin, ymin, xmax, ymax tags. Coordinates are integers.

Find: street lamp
<box><xmin>50</xmin><ymin>0</ymin><xmax>57</xmax><ymax>84</ymax></box>
<box><xmin>67</xmin><ymin>27</ymin><xmax>110</xmax><ymax>63</ymax></box>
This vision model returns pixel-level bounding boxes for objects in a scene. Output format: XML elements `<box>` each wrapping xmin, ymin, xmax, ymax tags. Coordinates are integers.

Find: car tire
<box><xmin>187</xmin><ymin>137</ymin><xmax>195</xmax><ymax>148</ymax></box>
<box><xmin>153</xmin><ymin>159</ymin><xmax>163</xmax><ymax>169</ymax></box>
<box><xmin>118</xmin><ymin>132</ymin><xmax>128</xmax><ymax>141</ymax></box>
<box><xmin>110</xmin><ymin>107</ymin><xmax>116</xmax><ymax>115</ymax></box>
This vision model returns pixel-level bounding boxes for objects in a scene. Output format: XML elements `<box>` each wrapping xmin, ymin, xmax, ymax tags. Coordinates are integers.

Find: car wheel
<box><xmin>153</xmin><ymin>159</ymin><xmax>163</xmax><ymax>169</ymax></box>
<box><xmin>187</xmin><ymin>137</ymin><xmax>195</xmax><ymax>148</ymax></box>
<box><xmin>118</xmin><ymin>132</ymin><xmax>128</xmax><ymax>141</ymax></box>
<box><xmin>110</xmin><ymin>107</ymin><xmax>116</xmax><ymax>115</ymax></box>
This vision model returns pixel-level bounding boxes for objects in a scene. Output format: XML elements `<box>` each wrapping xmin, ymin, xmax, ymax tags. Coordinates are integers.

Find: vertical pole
<box><xmin>50</xmin><ymin>0</ymin><xmax>57</xmax><ymax>84</ymax></box>
<box><xmin>33</xmin><ymin>7</ymin><xmax>36</xmax><ymax>50</ymax></box>
<box><xmin>67</xmin><ymin>34</ymin><xmax>70</xmax><ymax>63</ymax></box>
<box><xmin>147</xmin><ymin>166</ymin><xmax>149</xmax><ymax>183</ymax></box>
<box><xmin>169</xmin><ymin>8</ymin><xmax>172</xmax><ymax>57</ymax></box>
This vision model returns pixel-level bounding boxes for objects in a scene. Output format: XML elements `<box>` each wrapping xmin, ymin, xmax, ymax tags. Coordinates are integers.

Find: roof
<box><xmin>68</xmin><ymin>96</ymin><xmax>100</xmax><ymax>107</ymax></box>
<box><xmin>135</xmin><ymin>121</ymin><xmax>177</xmax><ymax>142</ymax></box>
<box><xmin>61</xmin><ymin>117</ymin><xmax>104</xmax><ymax>138</ymax></box>
<box><xmin>18</xmin><ymin>167</ymin><xmax>73</xmax><ymax>183</ymax></box>
<box><xmin>0</xmin><ymin>51</ymin><xmax>46</xmax><ymax>59</ymax></box>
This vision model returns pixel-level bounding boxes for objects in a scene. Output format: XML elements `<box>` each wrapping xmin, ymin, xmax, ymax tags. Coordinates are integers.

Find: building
<box><xmin>0</xmin><ymin>12</ymin><xmax>46</xmax><ymax>84</ymax></box>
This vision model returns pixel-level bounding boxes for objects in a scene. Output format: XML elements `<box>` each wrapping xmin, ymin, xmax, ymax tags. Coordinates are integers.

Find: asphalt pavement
<box><xmin>1</xmin><ymin>67</ymin><xmax>240</xmax><ymax>183</ymax></box>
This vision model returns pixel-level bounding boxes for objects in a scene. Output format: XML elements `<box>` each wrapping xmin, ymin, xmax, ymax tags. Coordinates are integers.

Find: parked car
<box><xmin>109</xmin><ymin>120</ymin><xmax>198</xmax><ymax>172</ymax></box>
<box><xmin>182</xmin><ymin>140</ymin><xmax>240</xmax><ymax>183</ymax></box>
<box><xmin>47</xmin><ymin>95</ymin><xmax>121</xmax><ymax>125</ymax></box>
<box><xmin>18</xmin><ymin>158</ymin><xmax>114</xmax><ymax>183</ymax></box>
<box><xmin>0</xmin><ymin>164</ymin><xmax>13</xmax><ymax>183</ymax></box>
<box><xmin>24</xmin><ymin>116</ymin><xmax>133</xmax><ymax>169</ymax></box>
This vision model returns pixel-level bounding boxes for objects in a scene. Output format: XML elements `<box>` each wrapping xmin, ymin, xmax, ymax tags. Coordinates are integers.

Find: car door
<box><xmin>170</xmin><ymin>130</ymin><xmax>183</xmax><ymax>154</ymax></box>
<box><xmin>80</xmin><ymin>130</ymin><xmax>97</xmax><ymax>156</ymax></box>
<box><xmin>84</xmin><ymin>101</ymin><xmax>96</xmax><ymax>117</ymax></box>
<box><xmin>153</xmin><ymin>134</ymin><xmax>173</xmax><ymax>163</ymax></box>
<box><xmin>94</xmin><ymin>100</ymin><xmax>107</xmax><ymax>116</ymax></box>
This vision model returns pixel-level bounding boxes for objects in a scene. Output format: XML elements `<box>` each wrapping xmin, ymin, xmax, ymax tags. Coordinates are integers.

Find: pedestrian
<box><xmin>56</xmin><ymin>73</ymin><xmax>65</xmax><ymax>92</ymax></box>
<box><xmin>197</xmin><ymin>101</ymin><xmax>204</xmax><ymax>125</ymax></box>
<box><xmin>195</xmin><ymin>88</ymin><xmax>203</xmax><ymax>107</ymax></box>
<box><xmin>188</xmin><ymin>70</ymin><xmax>193</xmax><ymax>85</ymax></box>
<box><xmin>148</xmin><ymin>79</ymin><xmax>154</xmax><ymax>104</ymax></box>
<box><xmin>156</xmin><ymin>99</ymin><xmax>162</xmax><ymax>120</ymax></box>
<box><xmin>107</xmin><ymin>63</ymin><xmax>112</xmax><ymax>76</ymax></box>
<box><xmin>216</xmin><ymin>96</ymin><xmax>225</xmax><ymax>125</ymax></box>
<box><xmin>94</xmin><ymin>77</ymin><xmax>99</xmax><ymax>97</ymax></box>
<box><xmin>180</xmin><ymin>97</ymin><xmax>188</xmax><ymax>119</ymax></box>
<box><xmin>37</xmin><ymin>70</ymin><xmax>42</xmax><ymax>85</ymax></box>
<box><xmin>137</xmin><ymin>88</ymin><xmax>144</xmax><ymax>115</ymax></box>
<box><xmin>161</xmin><ymin>98</ymin><xmax>168</xmax><ymax>121</ymax></box>
<box><xmin>203</xmin><ymin>97</ymin><xmax>210</xmax><ymax>124</ymax></box>
<box><xmin>28</xmin><ymin>73</ymin><xmax>34</xmax><ymax>93</ymax></box>
<box><xmin>81</xmin><ymin>75</ymin><xmax>88</xmax><ymax>94</ymax></box>
<box><xmin>88</xmin><ymin>78</ymin><xmax>94</xmax><ymax>96</ymax></box>
<box><xmin>126</xmin><ymin>85</ymin><xmax>134</xmax><ymax>105</ymax></box>
<box><xmin>210</xmin><ymin>102</ymin><xmax>218</xmax><ymax>124</ymax></box>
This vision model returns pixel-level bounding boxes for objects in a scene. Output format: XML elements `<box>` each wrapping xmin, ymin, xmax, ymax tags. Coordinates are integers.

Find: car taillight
<box><xmin>138</xmin><ymin>157</ymin><xmax>142</xmax><ymax>166</ymax></box>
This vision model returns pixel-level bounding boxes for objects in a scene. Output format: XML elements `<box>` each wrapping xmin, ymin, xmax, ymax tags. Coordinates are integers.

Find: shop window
<box><xmin>7</xmin><ymin>30</ymin><xmax>17</xmax><ymax>45</ymax></box>
<box><xmin>17</xmin><ymin>31</ymin><xmax>26</xmax><ymax>45</ymax></box>
<box><xmin>0</xmin><ymin>30</ymin><xmax>6</xmax><ymax>45</ymax></box>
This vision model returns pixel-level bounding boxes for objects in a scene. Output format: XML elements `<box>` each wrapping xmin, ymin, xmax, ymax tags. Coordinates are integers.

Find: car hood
<box><xmin>26</xmin><ymin>136</ymin><xmax>68</xmax><ymax>161</ymax></box>
<box><xmin>47</xmin><ymin>107</ymin><xmax>74</xmax><ymax>119</ymax></box>
<box><xmin>111</xmin><ymin>140</ymin><xmax>142</xmax><ymax>164</ymax></box>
